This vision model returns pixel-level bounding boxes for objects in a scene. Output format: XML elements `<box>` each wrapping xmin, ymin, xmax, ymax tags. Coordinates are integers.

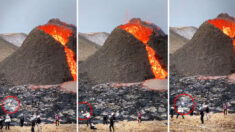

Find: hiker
<box><xmin>137</xmin><ymin>111</ymin><xmax>142</xmax><ymax>123</ymax></box>
<box><xmin>55</xmin><ymin>114</ymin><xmax>60</xmax><ymax>126</ymax></box>
<box><xmin>85</xmin><ymin>111</ymin><xmax>91</xmax><ymax>126</ymax></box>
<box><xmin>90</xmin><ymin>119</ymin><xmax>97</xmax><ymax>130</ymax></box>
<box><xmin>176</xmin><ymin>106</ymin><xmax>184</xmax><ymax>119</ymax></box>
<box><xmin>31</xmin><ymin>115</ymin><xmax>36</xmax><ymax>132</ymax></box>
<box><xmin>20</xmin><ymin>114</ymin><xmax>25</xmax><ymax>127</ymax></box>
<box><xmin>0</xmin><ymin>116</ymin><xmax>4</xmax><ymax>129</ymax></box>
<box><xmin>200</xmin><ymin>108</ymin><xmax>204</xmax><ymax>124</ymax></box>
<box><xmin>36</xmin><ymin>115</ymin><xmax>41</xmax><ymax>132</ymax></box>
<box><xmin>170</xmin><ymin>107</ymin><xmax>174</xmax><ymax>118</ymax></box>
<box><xmin>224</xmin><ymin>103</ymin><xmax>228</xmax><ymax>116</ymax></box>
<box><xmin>205</xmin><ymin>106</ymin><xmax>209</xmax><ymax>120</ymax></box>
<box><xmin>5</xmin><ymin>114</ymin><xmax>11</xmax><ymax>130</ymax></box>
<box><xmin>103</xmin><ymin>115</ymin><xmax>108</xmax><ymax>124</ymax></box>
<box><xmin>190</xmin><ymin>106</ymin><xmax>194</xmax><ymax>116</ymax></box>
<box><xmin>109</xmin><ymin>113</ymin><xmax>115</xmax><ymax>132</ymax></box>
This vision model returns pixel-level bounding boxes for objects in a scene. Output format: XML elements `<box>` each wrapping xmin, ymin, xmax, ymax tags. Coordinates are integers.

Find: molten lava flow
<box><xmin>38</xmin><ymin>24</ymin><xmax>77</xmax><ymax>80</ymax></box>
<box><xmin>120</xmin><ymin>19</ymin><xmax>168</xmax><ymax>79</ymax></box>
<box><xmin>208</xmin><ymin>19</ymin><xmax>235</xmax><ymax>51</ymax></box>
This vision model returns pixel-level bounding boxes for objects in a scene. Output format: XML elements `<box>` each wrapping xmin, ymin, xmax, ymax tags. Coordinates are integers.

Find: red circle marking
<box><xmin>173</xmin><ymin>93</ymin><xmax>195</xmax><ymax>115</ymax></box>
<box><xmin>1</xmin><ymin>96</ymin><xmax>20</xmax><ymax>114</ymax></box>
<box><xmin>78</xmin><ymin>102</ymin><xmax>93</xmax><ymax>120</ymax></box>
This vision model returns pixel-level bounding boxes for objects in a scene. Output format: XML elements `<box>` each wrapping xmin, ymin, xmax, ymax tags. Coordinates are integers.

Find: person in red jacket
<box><xmin>55</xmin><ymin>114</ymin><xmax>60</xmax><ymax>126</ymax></box>
<box><xmin>137</xmin><ymin>111</ymin><xmax>142</xmax><ymax>123</ymax></box>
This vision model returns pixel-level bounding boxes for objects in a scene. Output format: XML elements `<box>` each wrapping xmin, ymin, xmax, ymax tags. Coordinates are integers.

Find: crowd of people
<box><xmin>0</xmin><ymin>113</ymin><xmax>61</xmax><ymax>131</ymax></box>
<box><xmin>81</xmin><ymin>110</ymin><xmax>143</xmax><ymax>132</ymax></box>
<box><xmin>170</xmin><ymin>103</ymin><xmax>229</xmax><ymax>124</ymax></box>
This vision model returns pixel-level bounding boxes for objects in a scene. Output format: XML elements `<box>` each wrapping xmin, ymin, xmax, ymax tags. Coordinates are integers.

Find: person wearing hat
<box><xmin>109</xmin><ymin>113</ymin><xmax>116</xmax><ymax>132</ymax></box>
<box><xmin>36</xmin><ymin>115</ymin><xmax>41</xmax><ymax>132</ymax></box>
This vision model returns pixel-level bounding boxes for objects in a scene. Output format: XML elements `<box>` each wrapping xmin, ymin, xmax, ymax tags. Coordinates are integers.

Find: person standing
<box><xmin>85</xmin><ymin>111</ymin><xmax>90</xmax><ymax>127</ymax></box>
<box><xmin>224</xmin><ymin>103</ymin><xmax>228</xmax><ymax>116</ymax></box>
<box><xmin>36</xmin><ymin>115</ymin><xmax>41</xmax><ymax>132</ymax></box>
<box><xmin>109</xmin><ymin>113</ymin><xmax>115</xmax><ymax>132</ymax></box>
<box><xmin>31</xmin><ymin>114</ymin><xmax>36</xmax><ymax>132</ymax></box>
<box><xmin>176</xmin><ymin>106</ymin><xmax>184</xmax><ymax>119</ymax></box>
<box><xmin>200</xmin><ymin>109</ymin><xmax>204</xmax><ymax>124</ymax></box>
<box><xmin>5</xmin><ymin>114</ymin><xmax>11</xmax><ymax>130</ymax></box>
<box><xmin>137</xmin><ymin>111</ymin><xmax>142</xmax><ymax>123</ymax></box>
<box><xmin>170</xmin><ymin>107</ymin><xmax>174</xmax><ymax>118</ymax></box>
<box><xmin>55</xmin><ymin>114</ymin><xmax>60</xmax><ymax>126</ymax></box>
<box><xmin>20</xmin><ymin>114</ymin><xmax>25</xmax><ymax>127</ymax></box>
<box><xmin>205</xmin><ymin>106</ymin><xmax>209</xmax><ymax>120</ymax></box>
<box><xmin>103</xmin><ymin>115</ymin><xmax>108</xmax><ymax>125</ymax></box>
<box><xmin>0</xmin><ymin>116</ymin><xmax>4</xmax><ymax>129</ymax></box>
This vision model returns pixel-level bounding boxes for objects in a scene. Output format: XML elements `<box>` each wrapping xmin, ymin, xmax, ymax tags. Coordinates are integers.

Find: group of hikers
<box><xmin>81</xmin><ymin>110</ymin><xmax>143</xmax><ymax>132</ymax></box>
<box><xmin>170</xmin><ymin>103</ymin><xmax>229</xmax><ymax>124</ymax></box>
<box><xmin>0</xmin><ymin>113</ymin><xmax>61</xmax><ymax>132</ymax></box>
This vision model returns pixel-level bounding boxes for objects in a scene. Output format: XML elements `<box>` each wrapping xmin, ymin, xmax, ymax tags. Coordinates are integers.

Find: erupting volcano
<box><xmin>171</xmin><ymin>13</ymin><xmax>235</xmax><ymax>76</ymax></box>
<box><xmin>0</xmin><ymin>19</ymin><xmax>77</xmax><ymax>85</ymax></box>
<box><xmin>208</xmin><ymin>19</ymin><xmax>235</xmax><ymax>51</ymax></box>
<box><xmin>120</xmin><ymin>19</ymin><xmax>168</xmax><ymax>79</ymax></box>
<box><xmin>79</xmin><ymin>18</ymin><xmax>167</xmax><ymax>85</ymax></box>
<box><xmin>38</xmin><ymin>24</ymin><xmax>77</xmax><ymax>80</ymax></box>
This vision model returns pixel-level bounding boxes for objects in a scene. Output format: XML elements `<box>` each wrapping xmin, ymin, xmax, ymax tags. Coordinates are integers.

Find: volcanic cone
<box><xmin>171</xmin><ymin>13</ymin><xmax>235</xmax><ymax>76</ymax></box>
<box><xmin>0</xmin><ymin>19</ymin><xmax>77</xmax><ymax>85</ymax></box>
<box><xmin>79</xmin><ymin>18</ymin><xmax>167</xmax><ymax>85</ymax></box>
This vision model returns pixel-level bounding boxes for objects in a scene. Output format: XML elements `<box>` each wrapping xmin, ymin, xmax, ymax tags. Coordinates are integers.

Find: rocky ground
<box><xmin>79</xmin><ymin>120</ymin><xmax>168</xmax><ymax>132</ymax></box>
<box><xmin>0</xmin><ymin>124</ymin><xmax>76</xmax><ymax>132</ymax></box>
<box><xmin>170</xmin><ymin>113</ymin><xmax>235</xmax><ymax>132</ymax></box>
<box><xmin>170</xmin><ymin>73</ymin><xmax>235</xmax><ymax>114</ymax></box>
<box><xmin>79</xmin><ymin>80</ymin><xmax>167</xmax><ymax>123</ymax></box>
<box><xmin>0</xmin><ymin>79</ymin><xmax>76</xmax><ymax>125</ymax></box>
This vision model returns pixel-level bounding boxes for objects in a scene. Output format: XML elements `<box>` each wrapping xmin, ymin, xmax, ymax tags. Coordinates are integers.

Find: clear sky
<box><xmin>170</xmin><ymin>0</ymin><xmax>235</xmax><ymax>28</ymax></box>
<box><xmin>79</xmin><ymin>0</ymin><xmax>168</xmax><ymax>34</ymax></box>
<box><xmin>0</xmin><ymin>0</ymin><xmax>76</xmax><ymax>34</ymax></box>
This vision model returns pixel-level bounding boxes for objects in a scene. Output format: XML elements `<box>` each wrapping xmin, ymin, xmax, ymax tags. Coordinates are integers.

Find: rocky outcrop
<box><xmin>0</xmin><ymin>80</ymin><xmax>76</xmax><ymax>125</ymax></box>
<box><xmin>79</xmin><ymin>80</ymin><xmax>167</xmax><ymax>123</ymax></box>
<box><xmin>170</xmin><ymin>73</ymin><xmax>235</xmax><ymax>114</ymax></box>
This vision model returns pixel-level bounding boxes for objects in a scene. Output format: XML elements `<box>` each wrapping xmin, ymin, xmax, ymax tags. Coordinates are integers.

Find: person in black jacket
<box><xmin>36</xmin><ymin>115</ymin><xmax>41</xmax><ymax>132</ymax></box>
<box><xmin>200</xmin><ymin>109</ymin><xmax>204</xmax><ymax>124</ymax></box>
<box><xmin>205</xmin><ymin>106</ymin><xmax>209</xmax><ymax>120</ymax></box>
<box><xmin>0</xmin><ymin>116</ymin><xmax>3</xmax><ymax>129</ymax></box>
<box><xmin>20</xmin><ymin>114</ymin><xmax>24</xmax><ymax>127</ymax></box>
<box><xmin>103</xmin><ymin>115</ymin><xmax>108</xmax><ymax>124</ymax></box>
<box><xmin>109</xmin><ymin>113</ymin><xmax>115</xmax><ymax>132</ymax></box>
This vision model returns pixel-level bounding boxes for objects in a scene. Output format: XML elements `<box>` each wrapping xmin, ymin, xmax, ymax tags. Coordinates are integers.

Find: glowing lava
<box><xmin>208</xmin><ymin>19</ymin><xmax>235</xmax><ymax>51</ymax></box>
<box><xmin>120</xmin><ymin>19</ymin><xmax>168</xmax><ymax>79</ymax></box>
<box><xmin>38</xmin><ymin>24</ymin><xmax>77</xmax><ymax>81</ymax></box>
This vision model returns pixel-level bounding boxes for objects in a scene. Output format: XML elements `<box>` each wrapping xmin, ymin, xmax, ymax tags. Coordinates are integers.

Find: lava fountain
<box><xmin>38</xmin><ymin>24</ymin><xmax>77</xmax><ymax>81</ymax></box>
<box><xmin>120</xmin><ymin>19</ymin><xmax>168</xmax><ymax>79</ymax></box>
<box><xmin>208</xmin><ymin>19</ymin><xmax>235</xmax><ymax>51</ymax></box>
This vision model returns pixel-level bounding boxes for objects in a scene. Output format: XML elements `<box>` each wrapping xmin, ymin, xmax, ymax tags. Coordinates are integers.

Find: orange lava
<box><xmin>38</xmin><ymin>24</ymin><xmax>77</xmax><ymax>81</ymax></box>
<box><xmin>208</xmin><ymin>19</ymin><xmax>235</xmax><ymax>51</ymax></box>
<box><xmin>120</xmin><ymin>19</ymin><xmax>168</xmax><ymax>79</ymax></box>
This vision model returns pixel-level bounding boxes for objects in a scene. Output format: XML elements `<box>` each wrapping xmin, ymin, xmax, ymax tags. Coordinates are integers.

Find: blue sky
<box><xmin>170</xmin><ymin>0</ymin><xmax>235</xmax><ymax>27</ymax></box>
<box><xmin>79</xmin><ymin>0</ymin><xmax>168</xmax><ymax>33</ymax></box>
<box><xmin>0</xmin><ymin>0</ymin><xmax>76</xmax><ymax>34</ymax></box>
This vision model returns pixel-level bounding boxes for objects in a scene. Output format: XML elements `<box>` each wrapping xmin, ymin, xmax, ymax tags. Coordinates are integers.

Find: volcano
<box><xmin>171</xmin><ymin>13</ymin><xmax>235</xmax><ymax>76</ymax></box>
<box><xmin>0</xmin><ymin>19</ymin><xmax>77</xmax><ymax>85</ymax></box>
<box><xmin>79</xmin><ymin>18</ymin><xmax>167</xmax><ymax>85</ymax></box>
